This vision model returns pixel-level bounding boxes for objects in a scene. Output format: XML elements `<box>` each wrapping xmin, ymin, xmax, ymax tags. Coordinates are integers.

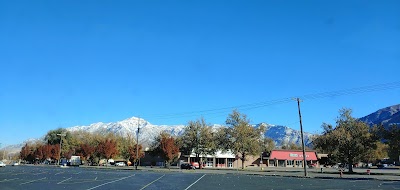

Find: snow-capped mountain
<box><xmin>67</xmin><ymin>117</ymin><xmax>314</xmax><ymax>148</ymax></box>
<box><xmin>68</xmin><ymin>117</ymin><xmax>187</xmax><ymax>147</ymax></box>
<box><xmin>259</xmin><ymin>123</ymin><xmax>314</xmax><ymax>146</ymax></box>
<box><xmin>2</xmin><ymin>117</ymin><xmax>316</xmax><ymax>156</ymax></box>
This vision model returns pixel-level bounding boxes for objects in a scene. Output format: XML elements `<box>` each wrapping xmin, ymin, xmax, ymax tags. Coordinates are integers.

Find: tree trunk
<box><xmin>348</xmin><ymin>158</ymin><xmax>353</xmax><ymax>173</ymax></box>
<box><xmin>241</xmin><ymin>153</ymin><xmax>245</xmax><ymax>169</ymax></box>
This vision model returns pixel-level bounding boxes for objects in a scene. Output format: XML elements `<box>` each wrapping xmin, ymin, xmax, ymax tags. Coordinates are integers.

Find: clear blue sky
<box><xmin>1</xmin><ymin>0</ymin><xmax>399</xmax><ymax>146</ymax></box>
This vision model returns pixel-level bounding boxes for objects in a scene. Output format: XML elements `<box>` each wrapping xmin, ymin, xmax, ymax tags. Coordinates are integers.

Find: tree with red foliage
<box><xmin>128</xmin><ymin>144</ymin><xmax>145</xmax><ymax>166</ymax></box>
<box><xmin>20</xmin><ymin>143</ymin><xmax>34</xmax><ymax>162</ymax></box>
<box><xmin>161</xmin><ymin>135</ymin><xmax>180</xmax><ymax>169</ymax></box>
<box><xmin>49</xmin><ymin>144</ymin><xmax>60</xmax><ymax>161</ymax></box>
<box><xmin>76</xmin><ymin>143</ymin><xmax>95</xmax><ymax>164</ymax></box>
<box><xmin>33</xmin><ymin>145</ymin><xmax>44</xmax><ymax>162</ymax></box>
<box><xmin>42</xmin><ymin>144</ymin><xmax>51</xmax><ymax>160</ymax></box>
<box><xmin>97</xmin><ymin>139</ymin><xmax>119</xmax><ymax>163</ymax></box>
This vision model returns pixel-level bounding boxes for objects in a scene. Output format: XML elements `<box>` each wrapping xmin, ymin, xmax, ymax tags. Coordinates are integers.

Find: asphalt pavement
<box><xmin>0</xmin><ymin>165</ymin><xmax>400</xmax><ymax>190</ymax></box>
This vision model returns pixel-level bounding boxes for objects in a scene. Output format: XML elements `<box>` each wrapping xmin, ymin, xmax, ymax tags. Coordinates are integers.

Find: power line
<box><xmin>142</xmin><ymin>81</ymin><xmax>400</xmax><ymax>121</ymax></box>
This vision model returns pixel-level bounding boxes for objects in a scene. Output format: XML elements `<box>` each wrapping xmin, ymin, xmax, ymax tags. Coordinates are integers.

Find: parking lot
<box><xmin>1</xmin><ymin>165</ymin><xmax>400</xmax><ymax>190</ymax></box>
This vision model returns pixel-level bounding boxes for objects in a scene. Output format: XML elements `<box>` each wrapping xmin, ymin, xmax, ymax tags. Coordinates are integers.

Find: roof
<box><xmin>269</xmin><ymin>150</ymin><xmax>318</xmax><ymax>161</ymax></box>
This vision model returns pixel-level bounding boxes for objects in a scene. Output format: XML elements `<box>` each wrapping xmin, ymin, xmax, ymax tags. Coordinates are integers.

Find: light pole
<box><xmin>135</xmin><ymin>117</ymin><xmax>141</xmax><ymax>170</ymax></box>
<box><xmin>57</xmin><ymin>133</ymin><xmax>66</xmax><ymax>165</ymax></box>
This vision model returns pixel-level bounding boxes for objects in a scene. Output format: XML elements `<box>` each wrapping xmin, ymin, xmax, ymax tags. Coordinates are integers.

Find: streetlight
<box><xmin>135</xmin><ymin>117</ymin><xmax>141</xmax><ymax>170</ymax></box>
<box><xmin>57</xmin><ymin>133</ymin><xmax>66</xmax><ymax>165</ymax></box>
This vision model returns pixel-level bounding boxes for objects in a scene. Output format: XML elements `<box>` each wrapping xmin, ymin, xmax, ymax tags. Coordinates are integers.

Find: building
<box><xmin>265</xmin><ymin>150</ymin><xmax>319</xmax><ymax>168</ymax></box>
<box><xmin>140</xmin><ymin>149</ymin><xmax>320</xmax><ymax>169</ymax></box>
<box><xmin>181</xmin><ymin>150</ymin><xmax>264</xmax><ymax>168</ymax></box>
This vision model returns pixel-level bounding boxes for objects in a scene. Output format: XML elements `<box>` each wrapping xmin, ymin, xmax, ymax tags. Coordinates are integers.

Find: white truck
<box><xmin>70</xmin><ymin>156</ymin><xmax>81</xmax><ymax>166</ymax></box>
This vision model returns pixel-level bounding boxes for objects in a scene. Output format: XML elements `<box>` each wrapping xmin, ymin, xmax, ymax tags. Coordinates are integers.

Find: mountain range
<box><xmin>67</xmin><ymin>117</ymin><xmax>314</xmax><ymax>148</ymax></box>
<box><xmin>2</xmin><ymin>104</ymin><xmax>399</xmax><ymax>156</ymax></box>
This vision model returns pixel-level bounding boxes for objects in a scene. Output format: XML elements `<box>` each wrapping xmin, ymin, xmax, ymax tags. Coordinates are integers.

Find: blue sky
<box><xmin>1</xmin><ymin>0</ymin><xmax>399</xmax><ymax>146</ymax></box>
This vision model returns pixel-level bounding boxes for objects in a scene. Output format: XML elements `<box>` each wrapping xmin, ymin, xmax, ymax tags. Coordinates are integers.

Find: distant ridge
<box><xmin>359</xmin><ymin>104</ymin><xmax>400</xmax><ymax>127</ymax></box>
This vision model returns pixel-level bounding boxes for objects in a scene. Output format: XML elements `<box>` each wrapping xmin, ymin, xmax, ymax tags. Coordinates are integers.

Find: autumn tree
<box><xmin>128</xmin><ymin>144</ymin><xmax>145</xmax><ymax>166</ymax></box>
<box><xmin>20</xmin><ymin>143</ymin><xmax>34</xmax><ymax>162</ymax></box>
<box><xmin>225</xmin><ymin>110</ymin><xmax>266</xmax><ymax>169</ymax></box>
<box><xmin>313</xmin><ymin>108</ymin><xmax>377</xmax><ymax>173</ymax></box>
<box><xmin>180</xmin><ymin>118</ymin><xmax>217</xmax><ymax>168</ymax></box>
<box><xmin>97</xmin><ymin>138</ymin><xmax>119</xmax><ymax>164</ymax></box>
<box><xmin>76</xmin><ymin>143</ymin><xmax>96</xmax><ymax>164</ymax></box>
<box><xmin>44</xmin><ymin>128</ymin><xmax>77</xmax><ymax>160</ymax></box>
<box><xmin>151</xmin><ymin>132</ymin><xmax>180</xmax><ymax>168</ymax></box>
<box><xmin>49</xmin><ymin>144</ymin><xmax>60</xmax><ymax>161</ymax></box>
<box><xmin>33</xmin><ymin>144</ymin><xmax>44</xmax><ymax>162</ymax></box>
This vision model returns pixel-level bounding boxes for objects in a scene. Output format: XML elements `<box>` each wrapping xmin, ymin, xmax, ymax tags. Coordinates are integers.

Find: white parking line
<box><xmin>55</xmin><ymin>171</ymin><xmax>65</xmax><ymax>175</ymax></box>
<box><xmin>20</xmin><ymin>177</ymin><xmax>46</xmax><ymax>185</ymax></box>
<box><xmin>74</xmin><ymin>171</ymin><xmax>82</xmax><ymax>174</ymax></box>
<box><xmin>184</xmin><ymin>174</ymin><xmax>206</xmax><ymax>190</ymax></box>
<box><xmin>57</xmin><ymin>177</ymin><xmax>72</xmax><ymax>184</ymax></box>
<box><xmin>86</xmin><ymin>174</ymin><xmax>135</xmax><ymax>190</ymax></box>
<box><xmin>140</xmin><ymin>174</ymin><xmax>165</xmax><ymax>190</ymax></box>
<box><xmin>33</xmin><ymin>172</ymin><xmax>47</xmax><ymax>175</ymax></box>
<box><xmin>12</xmin><ymin>172</ymin><xmax>27</xmax><ymax>176</ymax></box>
<box><xmin>0</xmin><ymin>178</ymin><xmax>19</xmax><ymax>183</ymax></box>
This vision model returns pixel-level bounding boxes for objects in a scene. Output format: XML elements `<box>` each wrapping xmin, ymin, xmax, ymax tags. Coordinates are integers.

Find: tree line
<box><xmin>19</xmin><ymin>110</ymin><xmax>273</xmax><ymax>169</ymax></box>
<box><xmin>20</xmin><ymin>108</ymin><xmax>398</xmax><ymax>171</ymax></box>
<box><xmin>19</xmin><ymin>129</ymin><xmax>145</xmax><ymax>166</ymax></box>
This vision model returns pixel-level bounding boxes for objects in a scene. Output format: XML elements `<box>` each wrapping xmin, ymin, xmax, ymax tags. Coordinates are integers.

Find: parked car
<box><xmin>190</xmin><ymin>162</ymin><xmax>200</xmax><ymax>169</ymax></box>
<box><xmin>181</xmin><ymin>163</ymin><xmax>195</xmax><ymax>170</ymax></box>
<box><xmin>0</xmin><ymin>161</ymin><xmax>6</xmax><ymax>167</ymax></box>
<box><xmin>11</xmin><ymin>162</ymin><xmax>19</xmax><ymax>166</ymax></box>
<box><xmin>115</xmin><ymin>162</ymin><xmax>126</xmax><ymax>167</ymax></box>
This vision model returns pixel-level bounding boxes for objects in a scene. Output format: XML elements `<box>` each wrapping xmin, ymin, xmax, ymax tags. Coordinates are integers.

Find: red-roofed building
<box><xmin>266</xmin><ymin>150</ymin><xmax>319</xmax><ymax>168</ymax></box>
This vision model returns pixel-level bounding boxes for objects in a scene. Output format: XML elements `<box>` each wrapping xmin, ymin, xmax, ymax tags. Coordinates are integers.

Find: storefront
<box><xmin>266</xmin><ymin>150</ymin><xmax>318</xmax><ymax>168</ymax></box>
<box><xmin>181</xmin><ymin>150</ymin><xmax>259</xmax><ymax>168</ymax></box>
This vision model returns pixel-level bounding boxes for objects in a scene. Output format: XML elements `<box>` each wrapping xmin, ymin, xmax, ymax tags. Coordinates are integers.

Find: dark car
<box><xmin>180</xmin><ymin>163</ymin><xmax>195</xmax><ymax>170</ymax></box>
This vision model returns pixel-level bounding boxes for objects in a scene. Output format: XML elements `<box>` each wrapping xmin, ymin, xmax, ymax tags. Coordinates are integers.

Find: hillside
<box><xmin>359</xmin><ymin>104</ymin><xmax>400</xmax><ymax>127</ymax></box>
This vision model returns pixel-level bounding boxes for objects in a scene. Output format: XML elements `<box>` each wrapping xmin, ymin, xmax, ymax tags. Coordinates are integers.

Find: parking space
<box><xmin>0</xmin><ymin>166</ymin><xmax>205</xmax><ymax>190</ymax></box>
<box><xmin>1</xmin><ymin>166</ymin><xmax>400</xmax><ymax>190</ymax></box>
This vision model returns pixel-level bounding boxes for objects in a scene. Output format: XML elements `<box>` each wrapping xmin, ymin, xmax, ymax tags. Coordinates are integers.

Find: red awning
<box><xmin>269</xmin><ymin>150</ymin><xmax>318</xmax><ymax>161</ymax></box>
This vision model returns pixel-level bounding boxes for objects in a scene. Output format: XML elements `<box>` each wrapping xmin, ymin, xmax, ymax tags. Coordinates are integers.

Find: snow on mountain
<box><xmin>3</xmin><ymin>117</ymin><xmax>316</xmax><ymax>155</ymax></box>
<box><xmin>258</xmin><ymin>123</ymin><xmax>315</xmax><ymax>147</ymax></box>
<box><xmin>67</xmin><ymin>117</ymin><xmax>315</xmax><ymax>148</ymax></box>
<box><xmin>67</xmin><ymin>117</ymin><xmax>186</xmax><ymax>147</ymax></box>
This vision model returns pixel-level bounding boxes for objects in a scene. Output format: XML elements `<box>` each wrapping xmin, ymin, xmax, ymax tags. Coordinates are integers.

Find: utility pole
<box><xmin>57</xmin><ymin>133</ymin><xmax>66</xmax><ymax>165</ymax></box>
<box><xmin>294</xmin><ymin>98</ymin><xmax>308</xmax><ymax>177</ymax></box>
<box><xmin>135</xmin><ymin>117</ymin><xmax>141</xmax><ymax>170</ymax></box>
